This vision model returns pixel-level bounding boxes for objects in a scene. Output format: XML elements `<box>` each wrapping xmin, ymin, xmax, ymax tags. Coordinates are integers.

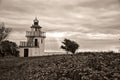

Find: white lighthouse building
<box><xmin>19</xmin><ymin>18</ymin><xmax>46</xmax><ymax>57</ymax></box>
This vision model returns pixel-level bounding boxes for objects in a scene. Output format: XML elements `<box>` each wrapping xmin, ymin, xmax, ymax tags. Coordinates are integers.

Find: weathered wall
<box><xmin>19</xmin><ymin>47</ymin><xmax>46</xmax><ymax>57</ymax></box>
<box><xmin>19</xmin><ymin>32</ymin><xmax>46</xmax><ymax>57</ymax></box>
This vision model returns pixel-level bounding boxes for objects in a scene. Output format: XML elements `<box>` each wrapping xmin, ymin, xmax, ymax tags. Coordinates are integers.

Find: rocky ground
<box><xmin>0</xmin><ymin>52</ymin><xmax>120</xmax><ymax>80</ymax></box>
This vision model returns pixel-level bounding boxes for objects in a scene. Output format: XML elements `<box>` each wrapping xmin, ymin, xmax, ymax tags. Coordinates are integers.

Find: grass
<box><xmin>0</xmin><ymin>52</ymin><xmax>120</xmax><ymax>80</ymax></box>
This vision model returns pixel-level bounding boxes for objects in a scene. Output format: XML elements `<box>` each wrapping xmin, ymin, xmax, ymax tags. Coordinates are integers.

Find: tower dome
<box><xmin>33</xmin><ymin>17</ymin><xmax>39</xmax><ymax>25</ymax></box>
<box><xmin>31</xmin><ymin>17</ymin><xmax>41</xmax><ymax>28</ymax></box>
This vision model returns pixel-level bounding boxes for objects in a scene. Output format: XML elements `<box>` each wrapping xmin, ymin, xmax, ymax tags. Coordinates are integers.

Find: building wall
<box><xmin>19</xmin><ymin>35</ymin><xmax>45</xmax><ymax>57</ymax></box>
<box><xmin>19</xmin><ymin>48</ymin><xmax>24</xmax><ymax>57</ymax></box>
<box><xmin>33</xmin><ymin>37</ymin><xmax>45</xmax><ymax>53</ymax></box>
<box><xmin>19</xmin><ymin>47</ymin><xmax>45</xmax><ymax>57</ymax></box>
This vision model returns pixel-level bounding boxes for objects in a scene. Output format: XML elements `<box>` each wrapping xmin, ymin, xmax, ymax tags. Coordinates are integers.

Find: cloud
<box><xmin>0</xmin><ymin>0</ymin><xmax>120</xmax><ymax>51</ymax></box>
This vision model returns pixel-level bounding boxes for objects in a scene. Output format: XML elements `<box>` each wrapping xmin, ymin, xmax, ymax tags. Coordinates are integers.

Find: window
<box><xmin>35</xmin><ymin>39</ymin><xmax>38</xmax><ymax>46</ymax></box>
<box><xmin>35</xmin><ymin>28</ymin><xmax>37</xmax><ymax>31</ymax></box>
<box><xmin>41</xmin><ymin>39</ymin><xmax>43</xmax><ymax>43</ymax></box>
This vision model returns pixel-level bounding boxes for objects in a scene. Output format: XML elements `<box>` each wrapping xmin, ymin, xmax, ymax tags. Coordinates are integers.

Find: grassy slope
<box><xmin>0</xmin><ymin>53</ymin><xmax>120</xmax><ymax>80</ymax></box>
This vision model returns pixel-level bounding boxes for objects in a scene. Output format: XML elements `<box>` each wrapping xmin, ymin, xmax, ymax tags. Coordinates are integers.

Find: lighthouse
<box><xmin>19</xmin><ymin>18</ymin><xmax>46</xmax><ymax>57</ymax></box>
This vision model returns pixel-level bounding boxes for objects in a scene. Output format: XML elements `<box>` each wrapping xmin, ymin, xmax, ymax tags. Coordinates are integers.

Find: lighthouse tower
<box><xmin>19</xmin><ymin>18</ymin><xmax>46</xmax><ymax>57</ymax></box>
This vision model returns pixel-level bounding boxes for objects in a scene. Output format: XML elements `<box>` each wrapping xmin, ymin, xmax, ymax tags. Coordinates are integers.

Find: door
<box><xmin>24</xmin><ymin>49</ymin><xmax>29</xmax><ymax>57</ymax></box>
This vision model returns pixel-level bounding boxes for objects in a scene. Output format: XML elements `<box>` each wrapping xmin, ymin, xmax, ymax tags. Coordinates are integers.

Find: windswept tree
<box><xmin>61</xmin><ymin>38</ymin><xmax>79</xmax><ymax>54</ymax></box>
<box><xmin>0</xmin><ymin>22</ymin><xmax>12</xmax><ymax>57</ymax></box>
<box><xmin>0</xmin><ymin>22</ymin><xmax>12</xmax><ymax>42</ymax></box>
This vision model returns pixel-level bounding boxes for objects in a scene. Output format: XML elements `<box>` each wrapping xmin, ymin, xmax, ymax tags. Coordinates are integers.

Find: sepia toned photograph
<box><xmin>0</xmin><ymin>0</ymin><xmax>120</xmax><ymax>80</ymax></box>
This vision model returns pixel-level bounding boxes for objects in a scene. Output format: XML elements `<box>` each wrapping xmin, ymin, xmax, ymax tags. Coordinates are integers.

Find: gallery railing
<box><xmin>19</xmin><ymin>41</ymin><xmax>39</xmax><ymax>47</ymax></box>
<box><xmin>26</xmin><ymin>31</ymin><xmax>46</xmax><ymax>38</ymax></box>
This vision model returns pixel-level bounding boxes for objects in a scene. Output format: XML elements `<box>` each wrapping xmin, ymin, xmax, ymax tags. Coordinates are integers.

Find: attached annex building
<box><xmin>19</xmin><ymin>18</ymin><xmax>46</xmax><ymax>57</ymax></box>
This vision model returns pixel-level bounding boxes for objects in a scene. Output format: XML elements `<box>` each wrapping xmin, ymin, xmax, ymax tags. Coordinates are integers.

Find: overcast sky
<box><xmin>0</xmin><ymin>0</ymin><xmax>120</xmax><ymax>52</ymax></box>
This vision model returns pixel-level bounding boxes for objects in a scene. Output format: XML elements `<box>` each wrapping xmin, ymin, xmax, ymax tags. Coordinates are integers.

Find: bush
<box><xmin>0</xmin><ymin>40</ymin><xmax>19</xmax><ymax>57</ymax></box>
